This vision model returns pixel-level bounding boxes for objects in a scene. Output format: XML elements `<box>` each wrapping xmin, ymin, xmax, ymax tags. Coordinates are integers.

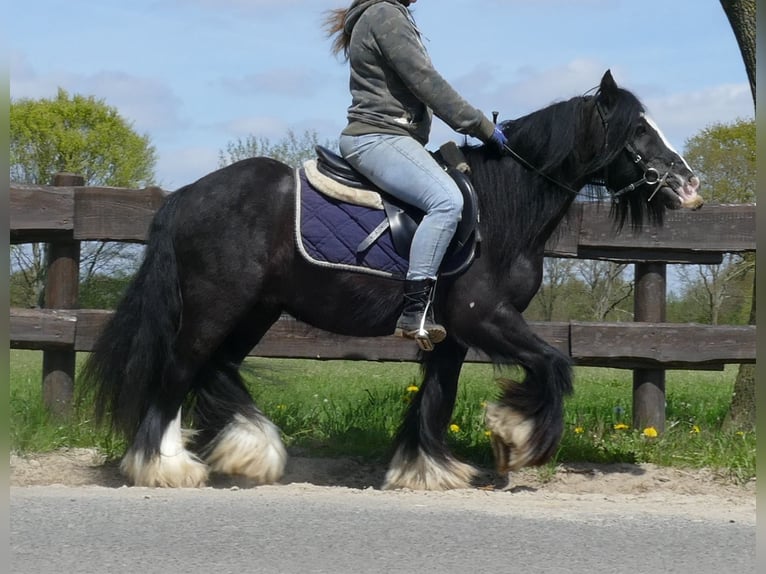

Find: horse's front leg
<box><xmin>383</xmin><ymin>337</ymin><xmax>477</xmax><ymax>490</ymax></box>
<box><xmin>463</xmin><ymin>302</ymin><xmax>574</xmax><ymax>475</ymax></box>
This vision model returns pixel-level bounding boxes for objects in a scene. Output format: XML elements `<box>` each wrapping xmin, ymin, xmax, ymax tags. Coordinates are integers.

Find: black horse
<box><xmin>83</xmin><ymin>71</ymin><xmax>702</xmax><ymax>489</ymax></box>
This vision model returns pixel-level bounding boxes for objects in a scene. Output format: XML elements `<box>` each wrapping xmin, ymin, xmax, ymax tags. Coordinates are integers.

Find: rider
<box><xmin>325</xmin><ymin>0</ymin><xmax>507</xmax><ymax>345</ymax></box>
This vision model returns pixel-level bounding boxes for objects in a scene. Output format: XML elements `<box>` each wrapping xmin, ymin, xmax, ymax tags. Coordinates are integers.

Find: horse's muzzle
<box><xmin>675</xmin><ymin>175</ymin><xmax>704</xmax><ymax>210</ymax></box>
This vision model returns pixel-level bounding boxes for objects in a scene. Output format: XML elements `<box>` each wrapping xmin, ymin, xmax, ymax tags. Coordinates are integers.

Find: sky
<box><xmin>9</xmin><ymin>0</ymin><xmax>753</xmax><ymax>191</ymax></box>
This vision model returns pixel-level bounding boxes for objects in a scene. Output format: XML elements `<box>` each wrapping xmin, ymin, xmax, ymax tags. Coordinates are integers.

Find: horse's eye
<box><xmin>635</xmin><ymin>124</ymin><xmax>647</xmax><ymax>137</ymax></box>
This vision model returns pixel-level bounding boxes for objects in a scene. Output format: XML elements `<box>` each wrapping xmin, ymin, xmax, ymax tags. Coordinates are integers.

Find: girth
<box><xmin>314</xmin><ymin>145</ymin><xmax>480</xmax><ymax>266</ymax></box>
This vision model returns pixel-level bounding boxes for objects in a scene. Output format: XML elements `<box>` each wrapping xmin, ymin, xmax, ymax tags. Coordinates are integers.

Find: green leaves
<box><xmin>218</xmin><ymin>129</ymin><xmax>337</xmax><ymax>169</ymax></box>
<box><xmin>683</xmin><ymin>118</ymin><xmax>755</xmax><ymax>204</ymax></box>
<box><xmin>10</xmin><ymin>88</ymin><xmax>156</xmax><ymax>187</ymax></box>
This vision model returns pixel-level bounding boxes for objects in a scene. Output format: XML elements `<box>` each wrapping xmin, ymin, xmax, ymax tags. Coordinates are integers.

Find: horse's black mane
<box><xmin>460</xmin><ymin>86</ymin><xmax>652</xmax><ymax>268</ymax></box>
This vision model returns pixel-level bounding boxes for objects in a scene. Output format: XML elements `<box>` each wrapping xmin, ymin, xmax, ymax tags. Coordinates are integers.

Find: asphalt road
<box><xmin>10</xmin><ymin>485</ymin><xmax>755</xmax><ymax>574</ymax></box>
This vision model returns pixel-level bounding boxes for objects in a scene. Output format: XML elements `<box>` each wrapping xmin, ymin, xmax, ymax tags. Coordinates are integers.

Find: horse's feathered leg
<box><xmin>191</xmin><ymin>308</ymin><xmax>287</xmax><ymax>484</ymax></box>
<box><xmin>119</xmin><ymin>364</ymin><xmax>209</xmax><ymax>488</ymax></box>
<box><xmin>384</xmin><ymin>337</ymin><xmax>477</xmax><ymax>490</ymax></box>
<box><xmin>462</xmin><ymin>303</ymin><xmax>573</xmax><ymax>473</ymax></box>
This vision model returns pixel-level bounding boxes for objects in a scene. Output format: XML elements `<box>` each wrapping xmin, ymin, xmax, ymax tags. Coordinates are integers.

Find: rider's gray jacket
<box><xmin>341</xmin><ymin>0</ymin><xmax>496</xmax><ymax>146</ymax></box>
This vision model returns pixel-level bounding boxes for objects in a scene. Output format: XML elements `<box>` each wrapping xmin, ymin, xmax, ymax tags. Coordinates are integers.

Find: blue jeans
<box><xmin>339</xmin><ymin>133</ymin><xmax>463</xmax><ymax>281</ymax></box>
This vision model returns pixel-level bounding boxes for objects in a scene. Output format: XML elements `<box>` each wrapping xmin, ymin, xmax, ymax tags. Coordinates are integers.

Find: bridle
<box><xmin>595</xmin><ymin>99</ymin><xmax>673</xmax><ymax>201</ymax></box>
<box><xmin>499</xmin><ymin>96</ymin><xmax>673</xmax><ymax>202</ymax></box>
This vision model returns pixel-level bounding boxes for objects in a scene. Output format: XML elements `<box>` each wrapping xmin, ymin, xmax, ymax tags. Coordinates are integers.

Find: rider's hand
<box><xmin>489</xmin><ymin>125</ymin><xmax>507</xmax><ymax>150</ymax></box>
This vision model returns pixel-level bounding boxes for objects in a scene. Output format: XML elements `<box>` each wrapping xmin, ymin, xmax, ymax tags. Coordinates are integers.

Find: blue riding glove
<box><xmin>489</xmin><ymin>125</ymin><xmax>508</xmax><ymax>150</ymax></box>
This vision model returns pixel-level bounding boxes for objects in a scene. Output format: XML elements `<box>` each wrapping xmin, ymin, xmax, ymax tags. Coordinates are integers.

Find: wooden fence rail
<box><xmin>11</xmin><ymin>308</ymin><xmax>755</xmax><ymax>369</ymax></box>
<box><xmin>9</xmin><ymin>178</ymin><xmax>757</xmax><ymax>431</ymax></box>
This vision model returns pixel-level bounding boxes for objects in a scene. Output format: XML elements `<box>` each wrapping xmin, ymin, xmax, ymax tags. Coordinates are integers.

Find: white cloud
<box><xmin>10</xmin><ymin>50</ymin><xmax>187</xmax><ymax>136</ymax></box>
<box><xmin>171</xmin><ymin>0</ymin><xmax>337</xmax><ymax>17</ymax></box>
<box><xmin>449</xmin><ymin>58</ymin><xmax>752</xmax><ymax>151</ymax></box>
<box><xmin>506</xmin><ymin>59</ymin><xmax>614</xmax><ymax>110</ymax></box>
<box><xmin>643</xmin><ymin>84</ymin><xmax>753</xmax><ymax>148</ymax></box>
<box><xmin>221</xmin><ymin>68</ymin><xmax>324</xmax><ymax>98</ymax></box>
<box><xmin>221</xmin><ymin>115</ymin><xmax>291</xmax><ymax>139</ymax></box>
<box><xmin>154</xmin><ymin>145</ymin><xmax>221</xmax><ymax>190</ymax></box>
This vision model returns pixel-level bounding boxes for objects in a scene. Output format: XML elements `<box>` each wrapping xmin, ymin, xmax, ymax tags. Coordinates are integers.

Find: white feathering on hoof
<box><xmin>121</xmin><ymin>408</ymin><xmax>209</xmax><ymax>487</ymax></box>
<box><xmin>203</xmin><ymin>412</ymin><xmax>287</xmax><ymax>484</ymax></box>
<box><xmin>383</xmin><ymin>447</ymin><xmax>477</xmax><ymax>490</ymax></box>
<box><xmin>485</xmin><ymin>403</ymin><xmax>536</xmax><ymax>471</ymax></box>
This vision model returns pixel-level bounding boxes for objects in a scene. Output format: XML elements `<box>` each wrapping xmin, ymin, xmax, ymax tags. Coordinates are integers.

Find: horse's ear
<box><xmin>598</xmin><ymin>69</ymin><xmax>619</xmax><ymax>106</ymax></box>
<box><xmin>601</xmin><ymin>69</ymin><xmax>618</xmax><ymax>91</ymax></box>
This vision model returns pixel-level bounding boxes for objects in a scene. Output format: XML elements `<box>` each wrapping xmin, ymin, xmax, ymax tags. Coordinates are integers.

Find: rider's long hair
<box><xmin>324</xmin><ymin>1</ymin><xmax>413</xmax><ymax>59</ymax></box>
<box><xmin>323</xmin><ymin>7</ymin><xmax>352</xmax><ymax>58</ymax></box>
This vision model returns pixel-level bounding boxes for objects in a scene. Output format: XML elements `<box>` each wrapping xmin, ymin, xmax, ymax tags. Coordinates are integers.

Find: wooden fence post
<box><xmin>632</xmin><ymin>262</ymin><xmax>666</xmax><ymax>432</ymax></box>
<box><xmin>41</xmin><ymin>173</ymin><xmax>83</xmax><ymax>417</ymax></box>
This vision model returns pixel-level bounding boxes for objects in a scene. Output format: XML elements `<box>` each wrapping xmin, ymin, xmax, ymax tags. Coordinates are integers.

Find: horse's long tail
<box><xmin>82</xmin><ymin>192</ymin><xmax>183</xmax><ymax>440</ymax></box>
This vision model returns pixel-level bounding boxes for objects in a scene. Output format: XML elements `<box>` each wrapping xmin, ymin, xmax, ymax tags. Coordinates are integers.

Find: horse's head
<box><xmin>595</xmin><ymin>70</ymin><xmax>703</xmax><ymax>225</ymax></box>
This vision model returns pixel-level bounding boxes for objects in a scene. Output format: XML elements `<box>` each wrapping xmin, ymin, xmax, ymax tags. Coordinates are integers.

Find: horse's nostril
<box><xmin>689</xmin><ymin>175</ymin><xmax>700</xmax><ymax>191</ymax></box>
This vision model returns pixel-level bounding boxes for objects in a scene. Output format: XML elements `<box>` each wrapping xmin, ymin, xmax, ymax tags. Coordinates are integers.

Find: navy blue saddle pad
<box><xmin>295</xmin><ymin>168</ymin><xmax>475</xmax><ymax>279</ymax></box>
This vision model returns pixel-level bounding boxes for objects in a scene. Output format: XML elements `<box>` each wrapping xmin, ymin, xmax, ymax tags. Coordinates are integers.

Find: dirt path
<box><xmin>11</xmin><ymin>448</ymin><xmax>756</xmax><ymax>523</ymax></box>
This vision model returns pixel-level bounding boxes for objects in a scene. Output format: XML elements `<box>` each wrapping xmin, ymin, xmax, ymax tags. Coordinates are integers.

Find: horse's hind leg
<box><xmin>384</xmin><ymin>337</ymin><xmax>477</xmax><ymax>490</ymax></box>
<box><xmin>120</xmin><ymin>302</ymin><xmax>271</xmax><ymax>487</ymax></box>
<box><xmin>192</xmin><ymin>360</ymin><xmax>287</xmax><ymax>484</ymax></box>
<box><xmin>120</xmin><ymin>361</ymin><xmax>210</xmax><ymax>488</ymax></box>
<box><xmin>191</xmin><ymin>308</ymin><xmax>287</xmax><ymax>484</ymax></box>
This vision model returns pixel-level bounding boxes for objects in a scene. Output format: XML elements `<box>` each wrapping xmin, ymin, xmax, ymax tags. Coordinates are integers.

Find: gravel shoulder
<box><xmin>10</xmin><ymin>448</ymin><xmax>756</xmax><ymax>524</ymax></box>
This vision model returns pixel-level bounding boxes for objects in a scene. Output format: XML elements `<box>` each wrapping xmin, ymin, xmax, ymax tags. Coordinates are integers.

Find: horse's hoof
<box><xmin>383</xmin><ymin>447</ymin><xmax>477</xmax><ymax>490</ymax></box>
<box><xmin>485</xmin><ymin>403</ymin><xmax>536</xmax><ymax>472</ymax></box>
<box><xmin>121</xmin><ymin>449</ymin><xmax>209</xmax><ymax>488</ymax></box>
<box><xmin>202</xmin><ymin>412</ymin><xmax>287</xmax><ymax>484</ymax></box>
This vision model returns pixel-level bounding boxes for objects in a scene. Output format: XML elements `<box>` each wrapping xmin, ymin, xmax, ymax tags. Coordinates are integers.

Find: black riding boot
<box><xmin>395</xmin><ymin>279</ymin><xmax>446</xmax><ymax>350</ymax></box>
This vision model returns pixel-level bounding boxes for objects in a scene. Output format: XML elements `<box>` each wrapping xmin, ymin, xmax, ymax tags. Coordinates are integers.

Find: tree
<box><xmin>575</xmin><ymin>261</ymin><xmax>633</xmax><ymax>322</ymax></box>
<box><xmin>676</xmin><ymin>118</ymin><xmax>755</xmax><ymax>326</ymax></box>
<box><xmin>675</xmin><ymin>257</ymin><xmax>753</xmax><ymax>324</ymax></box>
<box><xmin>720</xmin><ymin>0</ymin><xmax>755</xmax><ymax>104</ymax></box>
<box><xmin>717</xmin><ymin>0</ymin><xmax>755</xmax><ymax>432</ymax></box>
<box><xmin>530</xmin><ymin>258</ymin><xmax>577</xmax><ymax>321</ymax></box>
<box><xmin>10</xmin><ymin>89</ymin><xmax>156</xmax><ymax>307</ymax></box>
<box><xmin>683</xmin><ymin>119</ymin><xmax>755</xmax><ymax>203</ymax></box>
<box><xmin>11</xmin><ymin>88</ymin><xmax>156</xmax><ymax>186</ymax></box>
<box><xmin>219</xmin><ymin>129</ymin><xmax>336</xmax><ymax>169</ymax></box>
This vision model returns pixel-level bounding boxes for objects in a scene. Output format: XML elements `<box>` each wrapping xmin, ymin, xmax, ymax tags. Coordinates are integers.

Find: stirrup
<box><xmin>398</xmin><ymin>329</ymin><xmax>437</xmax><ymax>351</ymax></box>
<box><xmin>414</xmin><ymin>329</ymin><xmax>435</xmax><ymax>352</ymax></box>
<box><xmin>394</xmin><ymin>324</ymin><xmax>437</xmax><ymax>351</ymax></box>
<box><xmin>396</xmin><ymin>311</ymin><xmax>445</xmax><ymax>351</ymax></box>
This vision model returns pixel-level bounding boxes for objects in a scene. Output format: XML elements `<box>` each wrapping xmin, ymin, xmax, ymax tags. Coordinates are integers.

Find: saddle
<box><xmin>313</xmin><ymin>144</ymin><xmax>480</xmax><ymax>272</ymax></box>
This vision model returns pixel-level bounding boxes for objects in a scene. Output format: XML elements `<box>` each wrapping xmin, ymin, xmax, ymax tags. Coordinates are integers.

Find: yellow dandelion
<box><xmin>642</xmin><ymin>427</ymin><xmax>658</xmax><ymax>438</ymax></box>
<box><xmin>690</xmin><ymin>425</ymin><xmax>701</xmax><ymax>434</ymax></box>
<box><xmin>574</xmin><ymin>426</ymin><xmax>584</xmax><ymax>434</ymax></box>
<box><xmin>613</xmin><ymin>423</ymin><xmax>630</xmax><ymax>431</ymax></box>
<box><xmin>449</xmin><ymin>424</ymin><xmax>461</xmax><ymax>433</ymax></box>
<box><xmin>484</xmin><ymin>430</ymin><xmax>492</xmax><ymax>437</ymax></box>
<box><xmin>480</xmin><ymin>401</ymin><xmax>487</xmax><ymax>408</ymax></box>
<box><xmin>736</xmin><ymin>431</ymin><xmax>745</xmax><ymax>437</ymax></box>
<box><xmin>406</xmin><ymin>385</ymin><xmax>420</xmax><ymax>393</ymax></box>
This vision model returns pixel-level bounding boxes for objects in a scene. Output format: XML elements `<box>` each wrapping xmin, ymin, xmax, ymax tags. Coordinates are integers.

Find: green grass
<box><xmin>10</xmin><ymin>350</ymin><xmax>127</xmax><ymax>458</ymax></box>
<box><xmin>9</xmin><ymin>350</ymin><xmax>756</xmax><ymax>482</ymax></box>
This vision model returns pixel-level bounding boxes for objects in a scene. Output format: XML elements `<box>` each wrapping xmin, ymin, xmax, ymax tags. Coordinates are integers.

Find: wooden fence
<box><xmin>10</xmin><ymin>175</ymin><xmax>756</xmax><ymax>431</ymax></box>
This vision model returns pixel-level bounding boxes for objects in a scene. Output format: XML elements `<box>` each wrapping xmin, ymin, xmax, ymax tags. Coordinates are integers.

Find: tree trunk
<box><xmin>722</xmin><ymin>270</ymin><xmax>756</xmax><ymax>431</ymax></box>
<box><xmin>719</xmin><ymin>0</ymin><xmax>756</xmax><ymax>105</ymax></box>
<box><xmin>718</xmin><ymin>0</ymin><xmax>756</xmax><ymax>431</ymax></box>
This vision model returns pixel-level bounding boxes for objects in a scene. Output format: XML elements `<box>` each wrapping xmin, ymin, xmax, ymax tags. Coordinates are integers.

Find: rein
<box><xmin>499</xmin><ymin>142</ymin><xmax>582</xmax><ymax>196</ymax></box>
<box><xmin>498</xmin><ymin>98</ymin><xmax>670</xmax><ymax>201</ymax></box>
